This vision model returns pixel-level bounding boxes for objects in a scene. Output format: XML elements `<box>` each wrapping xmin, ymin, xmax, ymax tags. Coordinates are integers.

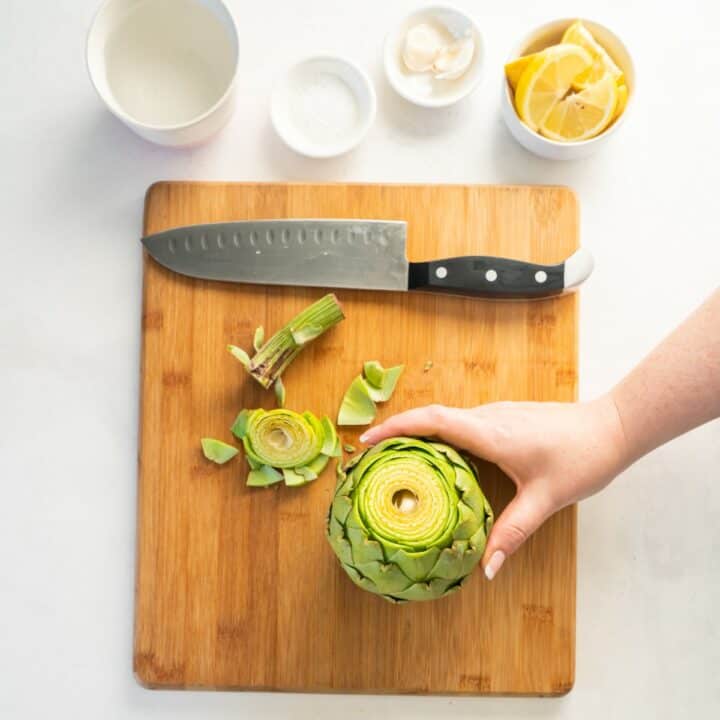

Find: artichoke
<box><xmin>327</xmin><ymin>437</ymin><xmax>493</xmax><ymax>602</ymax></box>
<box><xmin>232</xmin><ymin>408</ymin><xmax>340</xmax><ymax>487</ymax></box>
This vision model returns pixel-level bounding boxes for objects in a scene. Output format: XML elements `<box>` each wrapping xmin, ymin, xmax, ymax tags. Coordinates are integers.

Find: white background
<box><xmin>1</xmin><ymin>0</ymin><xmax>719</xmax><ymax>717</ymax></box>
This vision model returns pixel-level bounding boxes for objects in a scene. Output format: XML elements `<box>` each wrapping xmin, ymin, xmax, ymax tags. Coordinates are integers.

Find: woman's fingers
<box><xmin>482</xmin><ymin>487</ymin><xmax>555</xmax><ymax>580</ymax></box>
<box><xmin>359</xmin><ymin>404</ymin><xmax>500</xmax><ymax>461</ymax></box>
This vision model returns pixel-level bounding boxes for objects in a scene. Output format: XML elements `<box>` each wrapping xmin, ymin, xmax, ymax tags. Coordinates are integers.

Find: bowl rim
<box><xmin>270</xmin><ymin>54</ymin><xmax>378</xmax><ymax>159</ymax></box>
<box><xmin>86</xmin><ymin>0</ymin><xmax>240</xmax><ymax>132</ymax></box>
<box><xmin>383</xmin><ymin>3</ymin><xmax>485</xmax><ymax>109</ymax></box>
<box><xmin>502</xmin><ymin>16</ymin><xmax>636</xmax><ymax>148</ymax></box>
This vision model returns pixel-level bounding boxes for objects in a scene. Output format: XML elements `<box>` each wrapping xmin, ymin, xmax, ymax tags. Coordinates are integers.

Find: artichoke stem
<box><xmin>247</xmin><ymin>294</ymin><xmax>344</xmax><ymax>389</ymax></box>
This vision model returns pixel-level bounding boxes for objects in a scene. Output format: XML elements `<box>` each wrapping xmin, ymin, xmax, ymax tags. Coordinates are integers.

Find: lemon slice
<box><xmin>613</xmin><ymin>83</ymin><xmax>628</xmax><ymax>121</ymax></box>
<box><xmin>562</xmin><ymin>20</ymin><xmax>624</xmax><ymax>89</ymax></box>
<box><xmin>504</xmin><ymin>52</ymin><xmax>542</xmax><ymax>90</ymax></box>
<box><xmin>514</xmin><ymin>43</ymin><xmax>593</xmax><ymax>131</ymax></box>
<box><xmin>540</xmin><ymin>75</ymin><xmax>618</xmax><ymax>142</ymax></box>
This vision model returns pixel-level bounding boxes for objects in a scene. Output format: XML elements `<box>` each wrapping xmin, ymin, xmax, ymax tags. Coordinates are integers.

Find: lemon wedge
<box><xmin>562</xmin><ymin>20</ymin><xmax>624</xmax><ymax>89</ymax></box>
<box><xmin>613</xmin><ymin>83</ymin><xmax>628</xmax><ymax>121</ymax></box>
<box><xmin>505</xmin><ymin>52</ymin><xmax>542</xmax><ymax>90</ymax></box>
<box><xmin>514</xmin><ymin>43</ymin><xmax>593</xmax><ymax>131</ymax></box>
<box><xmin>539</xmin><ymin>75</ymin><xmax>618</xmax><ymax>142</ymax></box>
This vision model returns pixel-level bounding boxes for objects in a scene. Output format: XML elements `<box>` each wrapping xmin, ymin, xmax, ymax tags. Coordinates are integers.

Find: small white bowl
<box><xmin>87</xmin><ymin>0</ymin><xmax>239</xmax><ymax>147</ymax></box>
<box><xmin>501</xmin><ymin>18</ymin><xmax>635</xmax><ymax>160</ymax></box>
<box><xmin>384</xmin><ymin>4</ymin><xmax>484</xmax><ymax>108</ymax></box>
<box><xmin>271</xmin><ymin>56</ymin><xmax>377</xmax><ymax>159</ymax></box>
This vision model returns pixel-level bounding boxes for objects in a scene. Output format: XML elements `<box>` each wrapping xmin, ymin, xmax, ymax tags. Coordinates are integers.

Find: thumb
<box><xmin>482</xmin><ymin>487</ymin><xmax>554</xmax><ymax>581</ymax></box>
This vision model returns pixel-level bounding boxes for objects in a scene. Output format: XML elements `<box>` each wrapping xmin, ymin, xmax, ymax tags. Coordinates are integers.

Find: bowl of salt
<box><xmin>271</xmin><ymin>56</ymin><xmax>377</xmax><ymax>158</ymax></box>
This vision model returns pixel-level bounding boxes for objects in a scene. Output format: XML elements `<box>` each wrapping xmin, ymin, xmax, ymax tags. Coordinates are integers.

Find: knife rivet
<box><xmin>435</xmin><ymin>266</ymin><xmax>448</xmax><ymax>279</ymax></box>
<box><xmin>535</xmin><ymin>270</ymin><xmax>548</xmax><ymax>284</ymax></box>
<box><xmin>485</xmin><ymin>269</ymin><xmax>497</xmax><ymax>282</ymax></box>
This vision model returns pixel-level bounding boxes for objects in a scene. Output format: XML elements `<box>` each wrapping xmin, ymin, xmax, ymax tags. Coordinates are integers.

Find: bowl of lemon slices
<box><xmin>501</xmin><ymin>18</ymin><xmax>634</xmax><ymax>159</ymax></box>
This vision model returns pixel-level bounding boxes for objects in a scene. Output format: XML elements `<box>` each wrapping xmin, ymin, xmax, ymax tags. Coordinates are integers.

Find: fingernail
<box><xmin>484</xmin><ymin>550</ymin><xmax>506</xmax><ymax>581</ymax></box>
<box><xmin>359</xmin><ymin>432</ymin><xmax>370</xmax><ymax>443</ymax></box>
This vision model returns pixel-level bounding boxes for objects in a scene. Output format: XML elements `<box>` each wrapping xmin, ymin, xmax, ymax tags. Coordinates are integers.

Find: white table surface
<box><xmin>2</xmin><ymin>0</ymin><xmax>719</xmax><ymax>717</ymax></box>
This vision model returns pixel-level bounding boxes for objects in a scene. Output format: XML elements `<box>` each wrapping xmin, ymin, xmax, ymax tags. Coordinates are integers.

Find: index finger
<box><xmin>359</xmin><ymin>404</ymin><xmax>499</xmax><ymax>460</ymax></box>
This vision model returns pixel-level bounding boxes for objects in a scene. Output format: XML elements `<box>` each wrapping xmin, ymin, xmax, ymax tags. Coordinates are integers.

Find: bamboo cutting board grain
<box><xmin>135</xmin><ymin>182</ymin><xmax>578</xmax><ymax>695</ymax></box>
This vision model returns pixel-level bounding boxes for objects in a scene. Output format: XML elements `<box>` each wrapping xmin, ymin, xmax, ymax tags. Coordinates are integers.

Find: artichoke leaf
<box><xmin>337</xmin><ymin>376</ymin><xmax>376</xmax><ymax>426</ymax></box>
<box><xmin>362</xmin><ymin>361</ymin><xmax>404</xmax><ymax>402</ymax></box>
<box><xmin>388</xmin><ymin>547</ymin><xmax>442</xmax><ymax>583</ymax></box>
<box><xmin>253</xmin><ymin>326</ymin><xmax>265</xmax><ymax>352</ymax></box>
<box><xmin>347</xmin><ymin>526</ymin><xmax>385</xmax><ymax>565</ymax></box>
<box><xmin>247</xmin><ymin>465</ymin><xmax>283</xmax><ymax>487</ymax></box>
<box><xmin>355</xmin><ymin>561</ymin><xmax>414</xmax><ymax>593</ymax></box>
<box><xmin>200</xmin><ymin>438</ymin><xmax>239</xmax><ymax>464</ymax></box>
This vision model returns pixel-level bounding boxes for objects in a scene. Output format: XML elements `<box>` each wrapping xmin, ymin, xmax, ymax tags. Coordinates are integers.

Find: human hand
<box><xmin>359</xmin><ymin>396</ymin><xmax>629</xmax><ymax>580</ymax></box>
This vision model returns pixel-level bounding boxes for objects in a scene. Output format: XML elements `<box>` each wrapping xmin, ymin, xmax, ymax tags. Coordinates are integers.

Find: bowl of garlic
<box><xmin>384</xmin><ymin>5</ymin><xmax>484</xmax><ymax>108</ymax></box>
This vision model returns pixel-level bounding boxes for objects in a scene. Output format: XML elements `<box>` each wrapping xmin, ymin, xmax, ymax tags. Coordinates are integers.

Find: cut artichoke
<box><xmin>228</xmin><ymin>294</ymin><xmax>345</xmax><ymax>389</ymax></box>
<box><xmin>326</xmin><ymin>437</ymin><xmax>493</xmax><ymax>602</ymax></box>
<box><xmin>232</xmin><ymin>408</ymin><xmax>340</xmax><ymax>487</ymax></box>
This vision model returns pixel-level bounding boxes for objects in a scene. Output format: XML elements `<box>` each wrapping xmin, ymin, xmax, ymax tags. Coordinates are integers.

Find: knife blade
<box><xmin>141</xmin><ymin>220</ymin><xmax>593</xmax><ymax>299</ymax></box>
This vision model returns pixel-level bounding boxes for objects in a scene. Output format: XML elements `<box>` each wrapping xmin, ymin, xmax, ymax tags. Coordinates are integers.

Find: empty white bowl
<box><xmin>86</xmin><ymin>0</ymin><xmax>239</xmax><ymax>147</ymax></box>
<box><xmin>501</xmin><ymin>18</ymin><xmax>635</xmax><ymax>160</ymax></box>
<box><xmin>384</xmin><ymin>4</ymin><xmax>484</xmax><ymax>108</ymax></box>
<box><xmin>271</xmin><ymin>56</ymin><xmax>377</xmax><ymax>158</ymax></box>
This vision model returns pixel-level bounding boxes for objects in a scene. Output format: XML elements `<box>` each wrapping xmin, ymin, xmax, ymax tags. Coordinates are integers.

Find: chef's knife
<box><xmin>141</xmin><ymin>220</ymin><xmax>593</xmax><ymax>299</ymax></box>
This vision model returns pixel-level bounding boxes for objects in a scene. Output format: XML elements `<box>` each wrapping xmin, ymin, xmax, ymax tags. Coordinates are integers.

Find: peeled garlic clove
<box><xmin>402</xmin><ymin>23</ymin><xmax>446</xmax><ymax>72</ymax></box>
<box><xmin>433</xmin><ymin>37</ymin><xmax>475</xmax><ymax>80</ymax></box>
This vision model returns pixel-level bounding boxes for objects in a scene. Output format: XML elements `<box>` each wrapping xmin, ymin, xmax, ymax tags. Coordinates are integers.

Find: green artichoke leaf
<box><xmin>253</xmin><ymin>326</ymin><xmax>265</xmax><ymax>352</ymax></box>
<box><xmin>391</xmin><ymin>577</ymin><xmax>456</xmax><ymax>602</ymax></box>
<box><xmin>331</xmin><ymin>494</ymin><xmax>353</xmax><ymax>524</ymax></box>
<box><xmin>328</xmin><ymin>535</ymin><xmax>354</xmax><ymax>566</ymax></box>
<box><xmin>305</xmin><ymin>453</ymin><xmax>330</xmax><ymax>476</ymax></box>
<box><xmin>461</xmin><ymin>530</ymin><xmax>487</xmax><ymax>575</ymax></box>
<box><xmin>283</xmin><ymin>467</ymin><xmax>308</xmax><ymax>486</ymax></box>
<box><xmin>453</xmin><ymin>500</ymin><xmax>481</xmax><ymax>540</ymax></box>
<box><xmin>201</xmin><ymin>438</ymin><xmax>239</xmax><ymax>464</ymax></box>
<box><xmin>362</xmin><ymin>361</ymin><xmax>404</xmax><ymax>402</ymax></box>
<box><xmin>347</xmin><ymin>526</ymin><xmax>385</xmax><ymax>565</ymax></box>
<box><xmin>428</xmin><ymin>545</ymin><xmax>465</xmax><ymax>580</ymax></box>
<box><xmin>227</xmin><ymin>344</ymin><xmax>250</xmax><ymax>368</ymax></box>
<box><xmin>387</xmin><ymin>547</ymin><xmax>442</xmax><ymax>583</ymax></box>
<box><xmin>230</xmin><ymin>409</ymin><xmax>254</xmax><ymax>440</ymax></box>
<box><xmin>341</xmin><ymin>563</ymin><xmax>383</xmax><ymax>596</ymax></box>
<box><xmin>320</xmin><ymin>416</ymin><xmax>340</xmax><ymax>457</ymax></box>
<box><xmin>296</xmin><ymin>465</ymin><xmax>318</xmax><ymax>481</ymax></box>
<box><xmin>246</xmin><ymin>453</ymin><xmax>262</xmax><ymax>470</ymax></box>
<box><xmin>337</xmin><ymin>376</ymin><xmax>377</xmax><ymax>426</ymax></box>
<box><xmin>247</xmin><ymin>465</ymin><xmax>283</xmax><ymax>487</ymax></box>
<box><xmin>274</xmin><ymin>377</ymin><xmax>286</xmax><ymax>408</ymax></box>
<box><xmin>355</xmin><ymin>561</ymin><xmax>414</xmax><ymax>593</ymax></box>
<box><xmin>290</xmin><ymin>323</ymin><xmax>324</xmax><ymax>345</ymax></box>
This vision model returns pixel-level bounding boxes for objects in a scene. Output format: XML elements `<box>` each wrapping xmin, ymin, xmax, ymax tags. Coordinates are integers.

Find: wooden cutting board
<box><xmin>135</xmin><ymin>181</ymin><xmax>578</xmax><ymax>695</ymax></box>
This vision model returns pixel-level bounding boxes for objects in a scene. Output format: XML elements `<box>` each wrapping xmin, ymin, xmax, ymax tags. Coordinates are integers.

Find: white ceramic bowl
<box><xmin>271</xmin><ymin>56</ymin><xmax>376</xmax><ymax>159</ymax></box>
<box><xmin>501</xmin><ymin>18</ymin><xmax>635</xmax><ymax>160</ymax></box>
<box><xmin>87</xmin><ymin>0</ymin><xmax>239</xmax><ymax>147</ymax></box>
<box><xmin>384</xmin><ymin>4</ymin><xmax>484</xmax><ymax>108</ymax></box>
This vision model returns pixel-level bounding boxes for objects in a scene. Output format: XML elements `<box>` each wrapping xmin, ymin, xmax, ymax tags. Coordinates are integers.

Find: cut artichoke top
<box><xmin>328</xmin><ymin>437</ymin><xmax>494</xmax><ymax>603</ymax></box>
<box><xmin>233</xmin><ymin>408</ymin><xmax>340</xmax><ymax>487</ymax></box>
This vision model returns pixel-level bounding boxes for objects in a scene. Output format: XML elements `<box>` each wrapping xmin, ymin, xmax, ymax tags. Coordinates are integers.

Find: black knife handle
<box><xmin>408</xmin><ymin>255</ymin><xmax>572</xmax><ymax>299</ymax></box>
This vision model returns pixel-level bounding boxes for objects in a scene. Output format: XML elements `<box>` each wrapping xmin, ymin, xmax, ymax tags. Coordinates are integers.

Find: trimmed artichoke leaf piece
<box><xmin>253</xmin><ymin>326</ymin><xmax>265</xmax><ymax>352</ymax></box>
<box><xmin>337</xmin><ymin>376</ymin><xmax>377</xmax><ymax>426</ymax></box>
<box><xmin>201</xmin><ymin>438</ymin><xmax>239</xmax><ymax>464</ymax></box>
<box><xmin>274</xmin><ymin>377</ymin><xmax>286</xmax><ymax>408</ymax></box>
<box><xmin>326</xmin><ymin>437</ymin><xmax>494</xmax><ymax>602</ymax></box>
<box><xmin>362</xmin><ymin>361</ymin><xmax>404</xmax><ymax>402</ymax></box>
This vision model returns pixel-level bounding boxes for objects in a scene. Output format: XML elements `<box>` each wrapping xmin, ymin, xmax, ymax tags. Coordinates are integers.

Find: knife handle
<box><xmin>407</xmin><ymin>248</ymin><xmax>593</xmax><ymax>299</ymax></box>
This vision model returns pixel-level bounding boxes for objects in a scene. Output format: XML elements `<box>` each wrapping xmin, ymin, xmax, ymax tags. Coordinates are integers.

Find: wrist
<box><xmin>586</xmin><ymin>393</ymin><xmax>634</xmax><ymax>482</ymax></box>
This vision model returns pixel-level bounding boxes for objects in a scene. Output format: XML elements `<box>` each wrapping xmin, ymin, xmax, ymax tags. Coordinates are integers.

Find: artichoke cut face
<box><xmin>239</xmin><ymin>408</ymin><xmax>339</xmax><ymax>487</ymax></box>
<box><xmin>327</xmin><ymin>436</ymin><xmax>494</xmax><ymax>603</ymax></box>
<box><xmin>244</xmin><ymin>409</ymin><xmax>322</xmax><ymax>469</ymax></box>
